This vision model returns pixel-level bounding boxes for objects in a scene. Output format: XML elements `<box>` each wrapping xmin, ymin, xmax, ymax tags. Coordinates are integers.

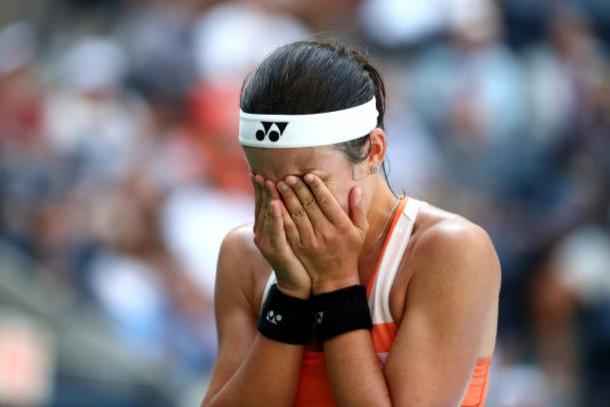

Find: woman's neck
<box><xmin>357</xmin><ymin>183</ymin><xmax>402</xmax><ymax>284</ymax></box>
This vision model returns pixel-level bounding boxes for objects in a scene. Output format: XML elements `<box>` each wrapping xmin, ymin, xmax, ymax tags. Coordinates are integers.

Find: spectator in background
<box><xmin>192</xmin><ymin>1</ymin><xmax>309</xmax><ymax>81</ymax></box>
<box><xmin>530</xmin><ymin>222</ymin><xmax>610</xmax><ymax>406</ymax></box>
<box><xmin>159</xmin><ymin>82</ymin><xmax>254</xmax><ymax>300</ymax></box>
<box><xmin>408</xmin><ymin>0</ymin><xmax>526</xmax><ymax>208</ymax></box>
<box><xmin>30</xmin><ymin>36</ymin><xmax>151</xmax><ymax>297</ymax></box>
<box><xmin>358</xmin><ymin>0</ymin><xmax>447</xmax><ymax>47</ymax></box>
<box><xmin>0</xmin><ymin>22</ymin><xmax>43</xmax><ymax>248</ymax></box>
<box><xmin>88</xmin><ymin>168</ymin><xmax>216</xmax><ymax>383</ymax></box>
<box><xmin>44</xmin><ymin>36</ymin><xmax>149</xmax><ymax>183</ymax></box>
<box><xmin>525</xmin><ymin>6</ymin><xmax>608</xmax><ymax>149</ymax></box>
<box><xmin>0</xmin><ymin>22</ymin><xmax>43</xmax><ymax>144</ymax></box>
<box><xmin>117</xmin><ymin>0</ymin><xmax>198</xmax><ymax>108</ymax></box>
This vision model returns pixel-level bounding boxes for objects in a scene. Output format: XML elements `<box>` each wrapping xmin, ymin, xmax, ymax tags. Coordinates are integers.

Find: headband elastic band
<box><xmin>239</xmin><ymin>97</ymin><xmax>378</xmax><ymax>148</ymax></box>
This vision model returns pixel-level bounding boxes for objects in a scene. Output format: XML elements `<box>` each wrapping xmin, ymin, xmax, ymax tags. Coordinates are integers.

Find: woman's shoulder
<box><xmin>411</xmin><ymin>200</ymin><xmax>467</xmax><ymax>234</ymax></box>
<box><xmin>217</xmin><ymin>223</ymin><xmax>273</xmax><ymax>310</ymax></box>
<box><xmin>411</xmin><ymin>201</ymin><xmax>493</xmax><ymax>250</ymax></box>
<box><xmin>219</xmin><ymin>223</ymin><xmax>258</xmax><ymax>259</ymax></box>
<box><xmin>408</xmin><ymin>201</ymin><xmax>501</xmax><ymax>290</ymax></box>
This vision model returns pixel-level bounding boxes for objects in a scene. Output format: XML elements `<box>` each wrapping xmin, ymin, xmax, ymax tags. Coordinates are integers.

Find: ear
<box><xmin>367</xmin><ymin>128</ymin><xmax>387</xmax><ymax>171</ymax></box>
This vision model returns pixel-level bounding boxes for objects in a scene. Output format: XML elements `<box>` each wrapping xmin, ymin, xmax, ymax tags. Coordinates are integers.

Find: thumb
<box><xmin>349</xmin><ymin>186</ymin><xmax>368</xmax><ymax>231</ymax></box>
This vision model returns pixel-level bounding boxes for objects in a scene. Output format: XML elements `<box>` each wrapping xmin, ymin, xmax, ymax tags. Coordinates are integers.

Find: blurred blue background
<box><xmin>0</xmin><ymin>0</ymin><xmax>609</xmax><ymax>406</ymax></box>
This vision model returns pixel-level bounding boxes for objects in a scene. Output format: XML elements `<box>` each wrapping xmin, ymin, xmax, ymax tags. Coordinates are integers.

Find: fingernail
<box><xmin>286</xmin><ymin>176</ymin><xmax>297</xmax><ymax>185</ymax></box>
<box><xmin>278</xmin><ymin>182</ymin><xmax>289</xmax><ymax>191</ymax></box>
<box><xmin>304</xmin><ymin>173</ymin><xmax>314</xmax><ymax>183</ymax></box>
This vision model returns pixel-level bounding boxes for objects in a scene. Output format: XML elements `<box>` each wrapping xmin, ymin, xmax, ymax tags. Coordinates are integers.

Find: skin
<box><xmin>202</xmin><ymin>129</ymin><xmax>501</xmax><ymax>406</ymax></box>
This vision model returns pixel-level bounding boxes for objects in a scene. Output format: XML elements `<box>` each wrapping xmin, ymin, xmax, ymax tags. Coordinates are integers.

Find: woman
<box><xmin>203</xmin><ymin>39</ymin><xmax>500</xmax><ymax>406</ymax></box>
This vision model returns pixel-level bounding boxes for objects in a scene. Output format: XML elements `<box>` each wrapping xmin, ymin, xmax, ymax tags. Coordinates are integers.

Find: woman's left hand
<box><xmin>276</xmin><ymin>173</ymin><xmax>369</xmax><ymax>294</ymax></box>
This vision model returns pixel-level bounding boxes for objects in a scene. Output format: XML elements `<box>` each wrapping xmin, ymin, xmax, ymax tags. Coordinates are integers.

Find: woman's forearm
<box><xmin>204</xmin><ymin>334</ymin><xmax>304</xmax><ymax>407</ymax></box>
<box><xmin>324</xmin><ymin>329</ymin><xmax>392</xmax><ymax>406</ymax></box>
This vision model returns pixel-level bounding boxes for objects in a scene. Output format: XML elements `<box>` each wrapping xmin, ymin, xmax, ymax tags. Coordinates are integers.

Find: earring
<box><xmin>371</xmin><ymin>164</ymin><xmax>380</xmax><ymax>174</ymax></box>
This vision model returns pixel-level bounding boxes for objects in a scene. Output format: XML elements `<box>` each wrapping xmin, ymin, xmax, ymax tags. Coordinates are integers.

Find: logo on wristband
<box><xmin>315</xmin><ymin>311</ymin><xmax>324</xmax><ymax>324</ymax></box>
<box><xmin>266</xmin><ymin>310</ymin><xmax>283</xmax><ymax>325</ymax></box>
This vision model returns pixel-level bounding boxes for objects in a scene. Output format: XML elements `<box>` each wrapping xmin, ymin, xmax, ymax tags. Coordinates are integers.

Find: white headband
<box><xmin>239</xmin><ymin>97</ymin><xmax>378</xmax><ymax>148</ymax></box>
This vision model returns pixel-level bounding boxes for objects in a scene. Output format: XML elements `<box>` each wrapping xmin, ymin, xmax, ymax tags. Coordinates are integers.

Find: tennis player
<box><xmin>202</xmin><ymin>39</ymin><xmax>500</xmax><ymax>406</ymax></box>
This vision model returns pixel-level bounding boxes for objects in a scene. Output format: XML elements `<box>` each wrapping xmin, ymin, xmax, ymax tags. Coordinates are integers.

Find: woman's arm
<box><xmin>202</xmin><ymin>228</ymin><xmax>305</xmax><ymax>407</ymax></box>
<box><xmin>322</xmin><ymin>321</ymin><xmax>392</xmax><ymax>405</ymax></box>
<box><xmin>321</xmin><ymin>221</ymin><xmax>500</xmax><ymax>406</ymax></box>
<box><xmin>204</xmin><ymin>174</ymin><xmax>313</xmax><ymax>406</ymax></box>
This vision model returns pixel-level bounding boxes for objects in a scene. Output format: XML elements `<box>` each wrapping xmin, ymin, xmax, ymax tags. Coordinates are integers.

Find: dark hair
<box><xmin>240</xmin><ymin>38</ymin><xmax>391</xmax><ymax>179</ymax></box>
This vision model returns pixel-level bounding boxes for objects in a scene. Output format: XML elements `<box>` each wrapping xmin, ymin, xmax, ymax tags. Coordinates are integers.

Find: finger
<box><xmin>279</xmin><ymin>200</ymin><xmax>300</xmax><ymax>248</ymax></box>
<box><xmin>276</xmin><ymin>177</ymin><xmax>315</xmax><ymax>242</ymax></box>
<box><xmin>281</xmin><ymin>176</ymin><xmax>329</xmax><ymax>231</ymax></box>
<box><xmin>254</xmin><ymin>174</ymin><xmax>269</xmax><ymax>235</ymax></box>
<box><xmin>265</xmin><ymin>179</ymin><xmax>281</xmax><ymax>201</ymax></box>
<box><xmin>251</xmin><ymin>173</ymin><xmax>262</xmax><ymax>231</ymax></box>
<box><xmin>268</xmin><ymin>200</ymin><xmax>287</xmax><ymax>250</ymax></box>
<box><xmin>349</xmin><ymin>186</ymin><xmax>368</xmax><ymax>231</ymax></box>
<box><xmin>265</xmin><ymin>180</ymin><xmax>291</xmax><ymax>241</ymax></box>
<box><xmin>303</xmin><ymin>173</ymin><xmax>350</xmax><ymax>226</ymax></box>
<box><xmin>261</xmin><ymin>198</ymin><xmax>275</xmax><ymax>252</ymax></box>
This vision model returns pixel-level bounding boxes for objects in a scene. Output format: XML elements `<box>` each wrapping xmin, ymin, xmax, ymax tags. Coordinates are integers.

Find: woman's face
<box><xmin>243</xmin><ymin>146</ymin><xmax>362</xmax><ymax>214</ymax></box>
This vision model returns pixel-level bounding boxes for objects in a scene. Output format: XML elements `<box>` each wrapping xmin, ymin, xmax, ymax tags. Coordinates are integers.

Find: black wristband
<box><xmin>312</xmin><ymin>284</ymin><xmax>373</xmax><ymax>343</ymax></box>
<box><xmin>257</xmin><ymin>284</ymin><xmax>312</xmax><ymax>345</ymax></box>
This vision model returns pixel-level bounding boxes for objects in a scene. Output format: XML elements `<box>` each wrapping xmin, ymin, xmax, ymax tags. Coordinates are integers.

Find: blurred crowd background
<box><xmin>0</xmin><ymin>0</ymin><xmax>609</xmax><ymax>406</ymax></box>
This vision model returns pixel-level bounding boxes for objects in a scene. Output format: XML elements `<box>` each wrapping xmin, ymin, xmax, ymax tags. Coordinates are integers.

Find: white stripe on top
<box><xmin>368</xmin><ymin>197</ymin><xmax>427</xmax><ymax>324</ymax></box>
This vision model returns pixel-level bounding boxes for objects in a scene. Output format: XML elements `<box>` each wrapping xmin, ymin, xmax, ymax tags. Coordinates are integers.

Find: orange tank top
<box><xmin>262</xmin><ymin>197</ymin><xmax>492</xmax><ymax>406</ymax></box>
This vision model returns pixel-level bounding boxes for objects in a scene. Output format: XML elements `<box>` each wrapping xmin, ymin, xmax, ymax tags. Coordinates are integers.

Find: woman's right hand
<box><xmin>251</xmin><ymin>173</ymin><xmax>312</xmax><ymax>299</ymax></box>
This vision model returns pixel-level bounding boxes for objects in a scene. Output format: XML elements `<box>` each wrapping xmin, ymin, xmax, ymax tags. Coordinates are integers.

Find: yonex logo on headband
<box><xmin>256</xmin><ymin>121</ymin><xmax>288</xmax><ymax>142</ymax></box>
<box><xmin>239</xmin><ymin>97</ymin><xmax>378</xmax><ymax>149</ymax></box>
